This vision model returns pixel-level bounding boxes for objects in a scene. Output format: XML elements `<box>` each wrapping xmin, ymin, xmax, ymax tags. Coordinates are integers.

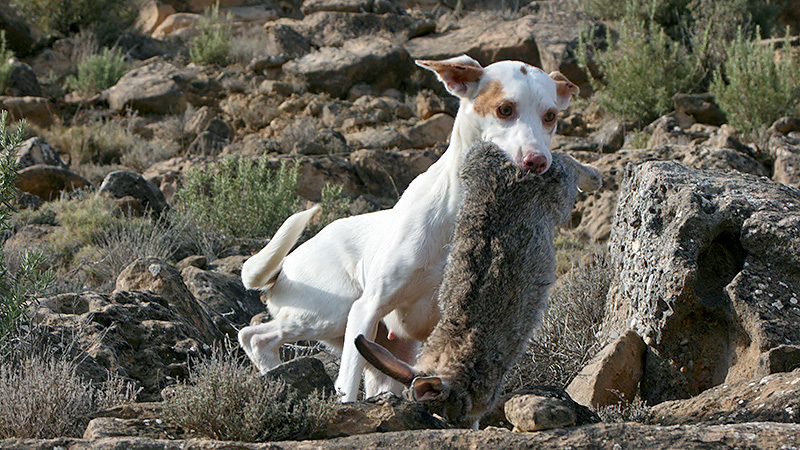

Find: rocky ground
<box><xmin>2</xmin><ymin>0</ymin><xmax>800</xmax><ymax>448</ymax></box>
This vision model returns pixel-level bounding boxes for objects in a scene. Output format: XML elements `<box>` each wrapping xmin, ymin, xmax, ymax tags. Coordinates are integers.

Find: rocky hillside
<box><xmin>2</xmin><ymin>0</ymin><xmax>800</xmax><ymax>448</ymax></box>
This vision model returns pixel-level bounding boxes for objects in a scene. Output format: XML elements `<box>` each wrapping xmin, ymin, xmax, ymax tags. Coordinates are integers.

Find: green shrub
<box><xmin>0</xmin><ymin>355</ymin><xmax>138</xmax><ymax>438</ymax></box>
<box><xmin>66</xmin><ymin>47</ymin><xmax>128</xmax><ymax>96</ymax></box>
<box><xmin>176</xmin><ymin>156</ymin><xmax>303</xmax><ymax>244</ymax></box>
<box><xmin>163</xmin><ymin>345</ymin><xmax>336</xmax><ymax>442</ymax></box>
<box><xmin>578</xmin><ymin>17</ymin><xmax>703</xmax><ymax>123</ymax></box>
<box><xmin>0</xmin><ymin>32</ymin><xmax>12</xmax><ymax>95</ymax></box>
<box><xmin>190</xmin><ymin>2</ymin><xmax>232</xmax><ymax>66</ymax></box>
<box><xmin>709</xmin><ymin>28</ymin><xmax>800</xmax><ymax>137</ymax></box>
<box><xmin>504</xmin><ymin>245</ymin><xmax>612</xmax><ymax>391</ymax></box>
<box><xmin>9</xmin><ymin>0</ymin><xmax>136</xmax><ymax>42</ymax></box>
<box><xmin>0</xmin><ymin>112</ymin><xmax>55</xmax><ymax>353</ymax></box>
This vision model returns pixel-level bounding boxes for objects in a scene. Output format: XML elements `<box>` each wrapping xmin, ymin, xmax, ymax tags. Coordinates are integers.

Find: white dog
<box><xmin>238</xmin><ymin>55</ymin><xmax>581</xmax><ymax>402</ymax></box>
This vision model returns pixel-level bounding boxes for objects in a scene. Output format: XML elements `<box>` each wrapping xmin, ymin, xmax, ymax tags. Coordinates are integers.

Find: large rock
<box><xmin>15</xmin><ymin>137</ymin><xmax>67</xmax><ymax>169</ymax></box>
<box><xmin>604</xmin><ymin>160</ymin><xmax>800</xmax><ymax>404</ymax></box>
<box><xmin>115</xmin><ymin>258</ymin><xmax>222</xmax><ymax>345</ymax></box>
<box><xmin>6</xmin><ymin>59</ymin><xmax>42</xmax><ymax>97</ymax></box>
<box><xmin>0</xmin><ymin>96</ymin><xmax>57</xmax><ymax>128</ymax></box>
<box><xmin>569</xmin><ymin>144</ymin><xmax>769</xmax><ymax>242</ymax></box>
<box><xmin>181</xmin><ymin>266</ymin><xmax>265</xmax><ymax>338</ymax></box>
<box><xmin>107</xmin><ymin>62</ymin><xmax>187</xmax><ymax>114</ymax></box>
<box><xmin>15</xmin><ymin>164</ymin><xmax>91</xmax><ymax>201</ymax></box>
<box><xmin>349</xmin><ymin>148</ymin><xmax>439</xmax><ymax>198</ymax></box>
<box><xmin>283</xmin><ymin>37</ymin><xmax>410</xmax><ymax>99</ymax></box>
<box><xmin>650</xmin><ymin>368</ymin><xmax>800</xmax><ymax>425</ymax></box>
<box><xmin>4</xmin><ymin>422</ymin><xmax>799</xmax><ymax>449</ymax></box>
<box><xmin>135</xmin><ymin>0</ymin><xmax>177</xmax><ymax>35</ymax></box>
<box><xmin>768</xmin><ymin>122</ymin><xmax>800</xmax><ymax>188</ymax></box>
<box><xmin>405</xmin><ymin>15</ymin><xmax>541</xmax><ymax>67</ymax></box>
<box><xmin>300</xmin><ymin>11</ymin><xmax>434</xmax><ymax>47</ymax></box>
<box><xmin>98</xmin><ymin>171</ymin><xmax>170</xmax><ymax>216</ymax></box>
<box><xmin>33</xmin><ymin>290</ymin><xmax>212</xmax><ymax>401</ymax></box>
<box><xmin>566</xmin><ymin>330</ymin><xmax>646</xmax><ymax>408</ymax></box>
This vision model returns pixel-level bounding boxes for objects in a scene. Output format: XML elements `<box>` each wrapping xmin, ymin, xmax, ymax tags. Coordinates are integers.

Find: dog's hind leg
<box><xmin>238</xmin><ymin>321</ymin><xmax>284</xmax><ymax>373</ymax></box>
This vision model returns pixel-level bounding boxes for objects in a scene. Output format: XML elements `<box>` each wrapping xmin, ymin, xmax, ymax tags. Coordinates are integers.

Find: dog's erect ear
<box><xmin>549</xmin><ymin>71</ymin><xmax>579</xmax><ymax>111</ymax></box>
<box><xmin>416</xmin><ymin>55</ymin><xmax>484</xmax><ymax>98</ymax></box>
<box><xmin>411</xmin><ymin>376</ymin><xmax>450</xmax><ymax>402</ymax></box>
<box><xmin>355</xmin><ymin>335</ymin><xmax>418</xmax><ymax>385</ymax></box>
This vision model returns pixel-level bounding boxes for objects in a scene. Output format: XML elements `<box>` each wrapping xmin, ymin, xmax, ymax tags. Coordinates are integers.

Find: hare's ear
<box><xmin>416</xmin><ymin>55</ymin><xmax>484</xmax><ymax>98</ymax></box>
<box><xmin>355</xmin><ymin>335</ymin><xmax>417</xmax><ymax>385</ymax></box>
<box><xmin>411</xmin><ymin>376</ymin><xmax>450</xmax><ymax>402</ymax></box>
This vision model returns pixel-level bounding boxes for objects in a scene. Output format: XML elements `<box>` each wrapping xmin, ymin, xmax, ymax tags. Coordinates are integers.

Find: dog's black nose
<box><xmin>522</xmin><ymin>154</ymin><xmax>548</xmax><ymax>174</ymax></box>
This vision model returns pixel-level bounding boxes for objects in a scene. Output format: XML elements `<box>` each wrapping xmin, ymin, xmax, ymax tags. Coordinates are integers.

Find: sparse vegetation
<box><xmin>0</xmin><ymin>355</ymin><xmax>138</xmax><ymax>438</ymax></box>
<box><xmin>163</xmin><ymin>345</ymin><xmax>336</xmax><ymax>442</ymax></box>
<box><xmin>504</xmin><ymin>244</ymin><xmax>612</xmax><ymax>391</ymax></box>
<box><xmin>190</xmin><ymin>2</ymin><xmax>232</xmax><ymax>66</ymax></box>
<box><xmin>65</xmin><ymin>47</ymin><xmax>128</xmax><ymax>96</ymax></box>
<box><xmin>709</xmin><ymin>28</ymin><xmax>800</xmax><ymax>137</ymax></box>
<box><xmin>0</xmin><ymin>32</ymin><xmax>12</xmax><ymax>95</ymax></box>
<box><xmin>597</xmin><ymin>397</ymin><xmax>651</xmax><ymax>423</ymax></box>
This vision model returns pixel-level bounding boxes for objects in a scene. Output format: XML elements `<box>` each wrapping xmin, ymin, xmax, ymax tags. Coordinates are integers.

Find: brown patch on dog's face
<box><xmin>473</xmin><ymin>80</ymin><xmax>515</xmax><ymax>119</ymax></box>
<box><xmin>520</xmin><ymin>65</ymin><xmax>527</xmax><ymax>75</ymax></box>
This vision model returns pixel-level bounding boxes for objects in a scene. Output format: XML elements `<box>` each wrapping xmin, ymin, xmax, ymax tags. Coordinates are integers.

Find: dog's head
<box><xmin>417</xmin><ymin>55</ymin><xmax>578</xmax><ymax>174</ymax></box>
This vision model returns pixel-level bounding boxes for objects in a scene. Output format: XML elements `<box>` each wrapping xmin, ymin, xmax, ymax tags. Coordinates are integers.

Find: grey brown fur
<box><xmin>411</xmin><ymin>142</ymin><xmax>584</xmax><ymax>426</ymax></box>
<box><xmin>357</xmin><ymin>141</ymin><xmax>600</xmax><ymax>428</ymax></box>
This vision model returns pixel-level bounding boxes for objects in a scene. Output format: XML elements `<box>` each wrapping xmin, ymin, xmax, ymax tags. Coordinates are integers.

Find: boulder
<box><xmin>135</xmin><ymin>0</ymin><xmax>177</xmax><ymax>34</ymax></box>
<box><xmin>268</xmin><ymin>154</ymin><xmax>363</xmax><ymax>201</ymax></box>
<box><xmin>405</xmin><ymin>15</ymin><xmax>541</xmax><ymax>68</ymax></box>
<box><xmin>672</xmin><ymin>93</ymin><xmax>726</xmax><ymax>127</ymax></box>
<box><xmin>107</xmin><ymin>62</ymin><xmax>187</xmax><ymax>114</ymax></box>
<box><xmin>98</xmin><ymin>171</ymin><xmax>170</xmax><ymax>216</ymax></box>
<box><xmin>0</xmin><ymin>96</ymin><xmax>57</xmax><ymax>128</ymax></box>
<box><xmin>349</xmin><ymin>148</ymin><xmax>439</xmax><ymax>198</ymax></box>
<box><xmin>301</xmin><ymin>0</ymin><xmax>371</xmax><ymax>14</ymax></box>
<box><xmin>300</xmin><ymin>11</ymin><xmax>435</xmax><ymax>48</ymax></box>
<box><xmin>346</xmin><ymin>127</ymin><xmax>413</xmax><ymax>150</ymax></box>
<box><xmin>283</xmin><ymin>37</ymin><xmax>410</xmax><ymax>99</ymax></box>
<box><xmin>566</xmin><ymin>330</ymin><xmax>646</xmax><ymax>408</ymax></box>
<box><xmin>15</xmin><ymin>137</ymin><xmax>67</xmax><ymax>169</ymax></box>
<box><xmin>604</xmin><ymin>160</ymin><xmax>800</xmax><ymax>404</ymax></box>
<box><xmin>6</xmin><ymin>59</ymin><xmax>42</xmax><ymax>97</ymax></box>
<box><xmin>115</xmin><ymin>258</ymin><xmax>222</xmax><ymax>345</ymax></box>
<box><xmin>317</xmin><ymin>393</ymin><xmax>449</xmax><ymax>438</ymax></box>
<box><xmin>264</xmin><ymin>356</ymin><xmax>336</xmax><ymax>400</ymax></box>
<box><xmin>404</xmin><ymin>113</ymin><xmax>454</xmax><ymax>149</ymax></box>
<box><xmin>569</xmin><ymin>145</ymin><xmax>769</xmax><ymax>242</ymax></box>
<box><xmin>769</xmin><ymin>126</ymin><xmax>800</xmax><ymax>188</ymax></box>
<box><xmin>15</xmin><ymin>164</ymin><xmax>91</xmax><ymax>201</ymax></box>
<box><xmin>33</xmin><ymin>290</ymin><xmax>212</xmax><ymax>401</ymax></box>
<box><xmin>650</xmin><ymin>368</ymin><xmax>800</xmax><ymax>425</ymax></box>
<box><xmin>504</xmin><ymin>396</ymin><xmax>577</xmax><ymax>432</ymax></box>
<box><xmin>180</xmin><ymin>266</ymin><xmax>265</xmax><ymax>338</ymax></box>
<box><xmin>151</xmin><ymin>13</ymin><xmax>201</xmax><ymax>38</ymax></box>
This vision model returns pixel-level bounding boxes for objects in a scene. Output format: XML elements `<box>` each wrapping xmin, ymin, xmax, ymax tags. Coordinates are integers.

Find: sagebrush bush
<box><xmin>709</xmin><ymin>28</ymin><xmax>800</xmax><ymax>137</ymax></box>
<box><xmin>578</xmin><ymin>17</ymin><xmax>703</xmax><ymax>124</ymax></box>
<box><xmin>190</xmin><ymin>2</ymin><xmax>232</xmax><ymax>66</ymax></box>
<box><xmin>0</xmin><ymin>355</ymin><xmax>138</xmax><ymax>438</ymax></box>
<box><xmin>0</xmin><ymin>32</ymin><xmax>12</xmax><ymax>95</ymax></box>
<box><xmin>504</xmin><ymin>245</ymin><xmax>612</xmax><ymax>391</ymax></box>
<box><xmin>176</xmin><ymin>156</ymin><xmax>303</xmax><ymax>246</ymax></box>
<box><xmin>597</xmin><ymin>398</ymin><xmax>651</xmax><ymax>423</ymax></box>
<box><xmin>163</xmin><ymin>346</ymin><xmax>336</xmax><ymax>442</ymax></box>
<box><xmin>0</xmin><ymin>112</ymin><xmax>55</xmax><ymax>353</ymax></box>
<box><xmin>66</xmin><ymin>47</ymin><xmax>128</xmax><ymax>96</ymax></box>
<box><xmin>10</xmin><ymin>0</ymin><xmax>136</xmax><ymax>42</ymax></box>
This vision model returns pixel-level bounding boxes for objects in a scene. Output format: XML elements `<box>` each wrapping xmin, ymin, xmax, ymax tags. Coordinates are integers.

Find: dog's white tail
<box><xmin>241</xmin><ymin>205</ymin><xmax>321</xmax><ymax>290</ymax></box>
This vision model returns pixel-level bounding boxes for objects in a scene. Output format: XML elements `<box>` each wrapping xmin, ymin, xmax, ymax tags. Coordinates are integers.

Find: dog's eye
<box><xmin>543</xmin><ymin>111</ymin><xmax>557</xmax><ymax>123</ymax></box>
<box><xmin>496</xmin><ymin>104</ymin><xmax>514</xmax><ymax>118</ymax></box>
